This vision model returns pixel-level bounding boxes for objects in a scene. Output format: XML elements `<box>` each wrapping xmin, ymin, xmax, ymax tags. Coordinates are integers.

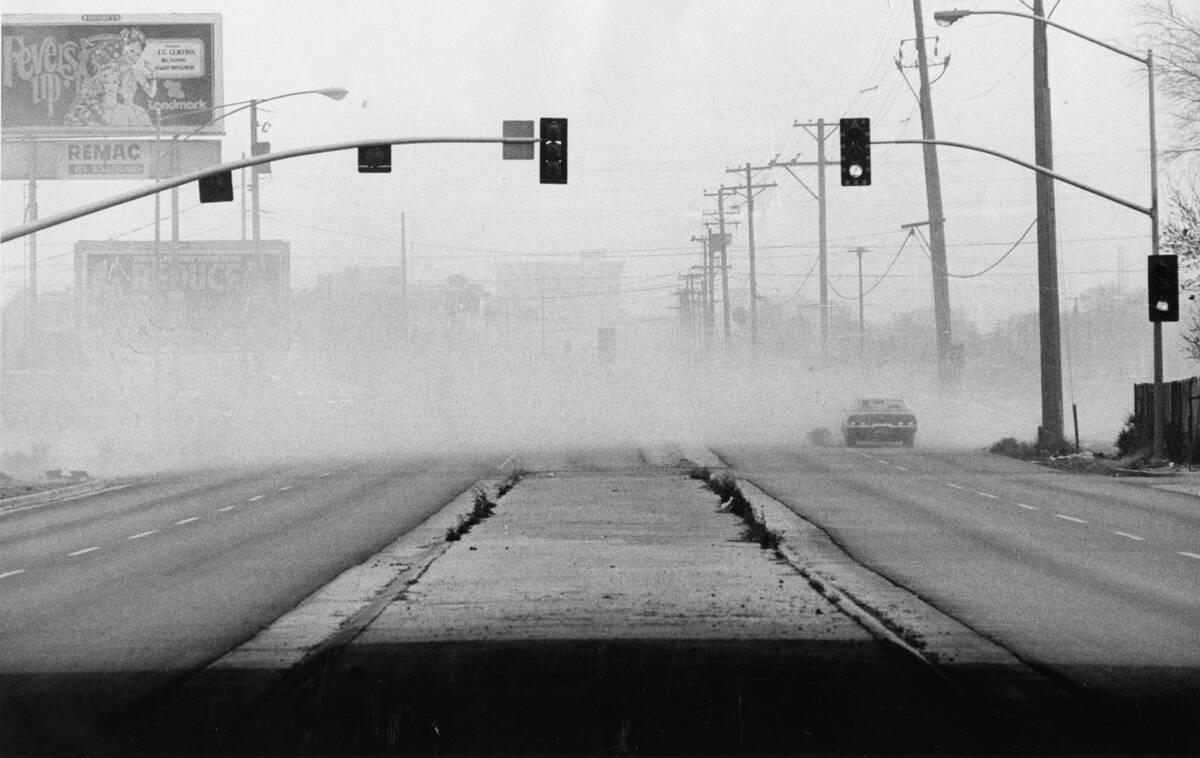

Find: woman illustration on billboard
<box><xmin>64</xmin><ymin>28</ymin><xmax>157</xmax><ymax>128</ymax></box>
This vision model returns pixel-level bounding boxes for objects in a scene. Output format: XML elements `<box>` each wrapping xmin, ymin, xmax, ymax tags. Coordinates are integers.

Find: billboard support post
<box><xmin>26</xmin><ymin>140</ymin><xmax>38</xmax><ymax>367</ymax></box>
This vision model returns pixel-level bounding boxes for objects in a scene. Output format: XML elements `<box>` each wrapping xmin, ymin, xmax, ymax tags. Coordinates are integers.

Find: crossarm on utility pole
<box><xmin>1</xmin><ymin>136</ymin><xmax>539</xmax><ymax>244</ymax></box>
<box><xmin>874</xmin><ymin>138</ymin><xmax>1152</xmax><ymax>217</ymax></box>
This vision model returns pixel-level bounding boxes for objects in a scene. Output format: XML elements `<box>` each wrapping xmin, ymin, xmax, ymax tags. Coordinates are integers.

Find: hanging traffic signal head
<box><xmin>1148</xmin><ymin>254</ymin><xmax>1179</xmax><ymax>322</ymax></box>
<box><xmin>540</xmin><ymin>117</ymin><xmax>567</xmax><ymax>184</ymax></box>
<box><xmin>198</xmin><ymin>170</ymin><xmax>234</xmax><ymax>203</ymax></box>
<box><xmin>840</xmin><ymin>117</ymin><xmax>871</xmax><ymax>186</ymax></box>
<box><xmin>358</xmin><ymin>144</ymin><xmax>392</xmax><ymax>173</ymax></box>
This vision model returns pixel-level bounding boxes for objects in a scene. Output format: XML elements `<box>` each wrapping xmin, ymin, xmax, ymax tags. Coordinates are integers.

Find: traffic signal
<box><xmin>198</xmin><ymin>170</ymin><xmax>234</xmax><ymax>203</ymax></box>
<box><xmin>358</xmin><ymin>144</ymin><xmax>391</xmax><ymax>173</ymax></box>
<box><xmin>840</xmin><ymin>117</ymin><xmax>871</xmax><ymax>186</ymax></box>
<box><xmin>1148</xmin><ymin>254</ymin><xmax>1179</xmax><ymax>322</ymax></box>
<box><xmin>539</xmin><ymin>117</ymin><xmax>567</xmax><ymax>184</ymax></box>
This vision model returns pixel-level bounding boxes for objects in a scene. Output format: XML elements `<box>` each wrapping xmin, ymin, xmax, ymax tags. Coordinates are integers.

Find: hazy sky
<box><xmin>0</xmin><ymin>0</ymin><xmax>1174</xmax><ymax>330</ymax></box>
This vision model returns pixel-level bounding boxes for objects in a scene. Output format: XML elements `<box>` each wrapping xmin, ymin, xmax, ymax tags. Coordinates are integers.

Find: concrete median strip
<box><xmin>145</xmin><ymin>447</ymin><xmax>1108</xmax><ymax>753</ymax></box>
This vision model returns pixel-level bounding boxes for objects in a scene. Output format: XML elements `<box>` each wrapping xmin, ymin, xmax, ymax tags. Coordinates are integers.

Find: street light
<box><xmin>936</xmin><ymin>6</ymin><xmax>1166</xmax><ymax>461</ymax></box>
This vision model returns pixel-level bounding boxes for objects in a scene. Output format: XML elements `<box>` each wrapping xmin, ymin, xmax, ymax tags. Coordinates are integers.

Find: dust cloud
<box><xmin>2</xmin><ymin>306</ymin><xmax>1105</xmax><ymax>480</ymax></box>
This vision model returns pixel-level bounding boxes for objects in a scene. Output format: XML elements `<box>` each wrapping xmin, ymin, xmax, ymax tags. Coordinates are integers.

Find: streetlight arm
<box><xmin>874</xmin><ymin>138</ymin><xmax>1152</xmax><ymax>216</ymax></box>
<box><xmin>938</xmin><ymin>9</ymin><xmax>1147</xmax><ymax>65</ymax></box>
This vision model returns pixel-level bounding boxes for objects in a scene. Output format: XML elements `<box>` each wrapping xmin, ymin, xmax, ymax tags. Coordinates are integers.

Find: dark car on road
<box><xmin>842</xmin><ymin>398</ymin><xmax>917</xmax><ymax>447</ymax></box>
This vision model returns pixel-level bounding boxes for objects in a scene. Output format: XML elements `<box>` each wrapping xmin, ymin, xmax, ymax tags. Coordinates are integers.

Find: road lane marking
<box><xmin>1179</xmin><ymin>551</ymin><xmax>1200</xmax><ymax>560</ymax></box>
<box><xmin>320</xmin><ymin>472</ymin><xmax>332</xmax><ymax>477</ymax></box>
<box><xmin>1015</xmin><ymin>503</ymin><xmax>1038</xmax><ymax>510</ymax></box>
<box><xmin>276</xmin><ymin>485</ymin><xmax>294</xmax><ymax>492</ymax></box>
<box><xmin>176</xmin><ymin>517</ymin><xmax>200</xmax><ymax>525</ymax></box>
<box><xmin>1054</xmin><ymin>514</ymin><xmax>1088</xmax><ymax>524</ymax></box>
<box><xmin>217</xmin><ymin>505</ymin><xmax>238</xmax><ymax>512</ymax></box>
<box><xmin>894</xmin><ymin>465</ymin><xmax>908</xmax><ymax>471</ymax></box>
<box><xmin>129</xmin><ymin>530</ymin><xmax>157</xmax><ymax>540</ymax></box>
<box><xmin>977</xmin><ymin>492</ymin><xmax>999</xmax><ymax>499</ymax></box>
<box><xmin>249</xmin><ymin>495</ymin><xmax>265</xmax><ymax>502</ymax></box>
<box><xmin>1112</xmin><ymin>531</ymin><xmax>1145</xmax><ymax>541</ymax></box>
<box><xmin>68</xmin><ymin>547</ymin><xmax>99</xmax><ymax>557</ymax></box>
<box><xmin>946</xmin><ymin>483</ymin><xmax>965</xmax><ymax>490</ymax></box>
<box><xmin>0</xmin><ymin>569</ymin><xmax>25</xmax><ymax>580</ymax></box>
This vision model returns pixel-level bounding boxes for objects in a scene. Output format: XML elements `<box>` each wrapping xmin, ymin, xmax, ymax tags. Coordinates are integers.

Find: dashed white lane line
<box><xmin>217</xmin><ymin>505</ymin><xmax>238</xmax><ymax>512</ymax></box>
<box><xmin>249</xmin><ymin>495</ymin><xmax>265</xmax><ymax>502</ymax></box>
<box><xmin>128</xmin><ymin>530</ymin><xmax>157</xmax><ymax>540</ymax></box>
<box><xmin>1179</xmin><ymin>551</ymin><xmax>1200</xmax><ymax>560</ymax></box>
<box><xmin>977</xmin><ymin>492</ymin><xmax>999</xmax><ymax>499</ymax></box>
<box><xmin>1015</xmin><ymin>503</ymin><xmax>1039</xmax><ymax>510</ymax></box>
<box><xmin>320</xmin><ymin>472</ymin><xmax>332</xmax><ymax>478</ymax></box>
<box><xmin>946</xmin><ymin>483</ymin><xmax>965</xmax><ymax>490</ymax></box>
<box><xmin>1054</xmin><ymin>514</ymin><xmax>1088</xmax><ymax>524</ymax></box>
<box><xmin>1113</xmin><ymin>531</ymin><xmax>1145</xmax><ymax>541</ymax></box>
<box><xmin>894</xmin><ymin>465</ymin><xmax>909</xmax><ymax>472</ymax></box>
<box><xmin>0</xmin><ymin>569</ymin><xmax>26</xmax><ymax>580</ymax></box>
<box><xmin>276</xmin><ymin>485</ymin><xmax>294</xmax><ymax>492</ymax></box>
<box><xmin>68</xmin><ymin>546</ymin><xmax>99</xmax><ymax>557</ymax></box>
<box><xmin>176</xmin><ymin>517</ymin><xmax>200</xmax><ymax>525</ymax></box>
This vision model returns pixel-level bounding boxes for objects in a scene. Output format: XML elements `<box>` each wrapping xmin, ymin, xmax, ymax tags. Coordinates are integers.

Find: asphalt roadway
<box><xmin>1</xmin><ymin>443</ymin><xmax>1197</xmax><ymax>755</ymax></box>
<box><xmin>720</xmin><ymin>442</ymin><xmax>1200</xmax><ymax>753</ymax></box>
<box><xmin>0</xmin><ymin>455</ymin><xmax>491</xmax><ymax>753</ymax></box>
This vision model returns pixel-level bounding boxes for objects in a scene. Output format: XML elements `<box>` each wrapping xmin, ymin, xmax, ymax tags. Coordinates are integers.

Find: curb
<box><xmin>677</xmin><ymin>448</ymin><xmax>1083</xmax><ymax>725</ymax></box>
<box><xmin>161</xmin><ymin>477</ymin><xmax>512</xmax><ymax>711</ymax></box>
<box><xmin>0</xmin><ymin>480</ymin><xmax>117</xmax><ymax>516</ymax></box>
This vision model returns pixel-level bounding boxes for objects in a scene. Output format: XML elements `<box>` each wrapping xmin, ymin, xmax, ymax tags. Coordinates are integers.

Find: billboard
<box><xmin>1</xmin><ymin>138</ymin><xmax>221</xmax><ymax>180</ymax></box>
<box><xmin>1</xmin><ymin>14</ymin><xmax>223</xmax><ymax>136</ymax></box>
<box><xmin>75</xmin><ymin>240</ymin><xmax>288</xmax><ymax>351</ymax></box>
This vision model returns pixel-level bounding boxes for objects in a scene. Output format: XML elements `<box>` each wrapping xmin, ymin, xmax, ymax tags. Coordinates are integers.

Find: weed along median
<box><xmin>147</xmin><ymin>458</ymin><xmax>1021</xmax><ymax>755</ymax></box>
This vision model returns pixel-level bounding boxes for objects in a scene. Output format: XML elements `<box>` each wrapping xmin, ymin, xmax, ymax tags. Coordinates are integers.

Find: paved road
<box><xmin>0</xmin><ymin>455</ymin><xmax>492</xmax><ymax>753</ymax></box>
<box><xmin>719</xmin><ymin>442</ymin><xmax>1200</xmax><ymax>751</ymax></box>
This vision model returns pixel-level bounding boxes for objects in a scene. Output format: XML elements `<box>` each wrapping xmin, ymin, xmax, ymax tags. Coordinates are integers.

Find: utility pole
<box><xmin>724</xmin><ymin>163</ymin><xmax>777</xmax><ymax>349</ymax></box>
<box><xmin>250</xmin><ymin>99</ymin><xmax>262</xmax><ymax>268</ymax></box>
<box><xmin>1032</xmin><ymin>0</ymin><xmax>1065</xmax><ymax>447</ymax></box>
<box><xmin>903</xmin><ymin>0</ymin><xmax>954</xmax><ymax>388</ymax></box>
<box><xmin>400</xmin><ymin>211</ymin><xmax>409</xmax><ymax>339</ymax></box>
<box><xmin>703</xmin><ymin>187</ymin><xmax>740</xmax><ymax>347</ymax></box>
<box><xmin>690</xmin><ymin>234</ymin><xmax>714</xmax><ymax>346</ymax></box>
<box><xmin>854</xmin><ymin>247</ymin><xmax>867</xmax><ymax>360</ymax></box>
<box><xmin>781</xmin><ymin>119</ymin><xmax>836</xmax><ymax>359</ymax></box>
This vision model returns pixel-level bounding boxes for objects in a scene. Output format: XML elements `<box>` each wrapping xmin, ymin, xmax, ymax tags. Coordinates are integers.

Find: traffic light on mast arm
<box><xmin>198</xmin><ymin>170</ymin><xmax>234</xmax><ymax>203</ymax></box>
<box><xmin>540</xmin><ymin>118</ymin><xmax>567</xmax><ymax>184</ymax></box>
<box><xmin>840</xmin><ymin>117</ymin><xmax>871</xmax><ymax>186</ymax></box>
<box><xmin>1148</xmin><ymin>254</ymin><xmax>1179</xmax><ymax>322</ymax></box>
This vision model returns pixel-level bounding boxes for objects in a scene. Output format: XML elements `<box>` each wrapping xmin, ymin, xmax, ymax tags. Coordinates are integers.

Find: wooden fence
<box><xmin>1134</xmin><ymin>376</ymin><xmax>1200</xmax><ymax>463</ymax></box>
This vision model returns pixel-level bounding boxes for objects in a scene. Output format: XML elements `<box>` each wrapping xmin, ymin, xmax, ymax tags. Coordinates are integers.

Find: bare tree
<box><xmin>1141</xmin><ymin>1</ymin><xmax>1200</xmax><ymax>160</ymax></box>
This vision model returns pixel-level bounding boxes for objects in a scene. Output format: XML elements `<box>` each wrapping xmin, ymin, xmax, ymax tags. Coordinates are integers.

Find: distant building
<box><xmin>0</xmin><ymin>289</ymin><xmax>78</xmax><ymax>371</ymax></box>
<box><xmin>490</xmin><ymin>252</ymin><xmax>625</xmax><ymax>357</ymax></box>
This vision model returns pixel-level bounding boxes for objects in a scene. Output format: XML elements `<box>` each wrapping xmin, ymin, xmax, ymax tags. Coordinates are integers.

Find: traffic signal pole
<box><xmin>2</xmin><ymin>134</ymin><xmax>541</xmax><ymax>243</ymax></box>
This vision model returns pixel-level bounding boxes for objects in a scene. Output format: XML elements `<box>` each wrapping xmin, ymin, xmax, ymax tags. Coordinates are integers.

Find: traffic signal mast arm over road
<box><xmin>1</xmin><ymin>129</ymin><xmax>551</xmax><ymax>243</ymax></box>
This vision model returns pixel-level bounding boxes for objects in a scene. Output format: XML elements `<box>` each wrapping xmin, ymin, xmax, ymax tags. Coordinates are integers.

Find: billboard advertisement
<box><xmin>75</xmin><ymin>240</ymin><xmax>288</xmax><ymax>351</ymax></box>
<box><xmin>2</xmin><ymin>14</ymin><xmax>223</xmax><ymax>136</ymax></box>
<box><xmin>1</xmin><ymin>138</ymin><xmax>221</xmax><ymax>180</ymax></box>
